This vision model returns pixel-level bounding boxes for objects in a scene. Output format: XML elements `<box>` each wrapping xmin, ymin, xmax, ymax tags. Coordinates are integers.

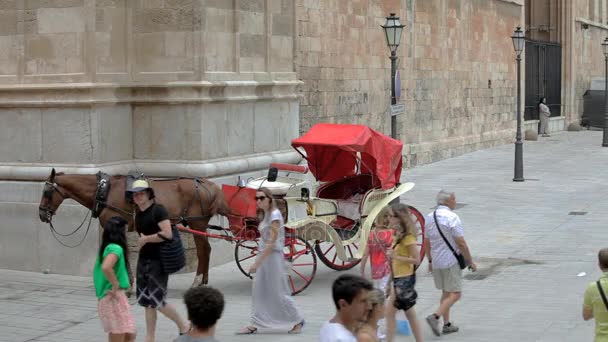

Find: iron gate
<box><xmin>524</xmin><ymin>40</ymin><xmax>562</xmax><ymax>120</ymax></box>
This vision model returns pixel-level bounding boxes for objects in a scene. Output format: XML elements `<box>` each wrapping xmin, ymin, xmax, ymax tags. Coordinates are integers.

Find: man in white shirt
<box><xmin>319</xmin><ymin>274</ymin><xmax>373</xmax><ymax>342</ymax></box>
<box><xmin>423</xmin><ymin>190</ymin><xmax>476</xmax><ymax>336</ymax></box>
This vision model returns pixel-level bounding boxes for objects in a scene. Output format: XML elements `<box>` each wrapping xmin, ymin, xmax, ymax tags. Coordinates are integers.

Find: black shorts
<box><xmin>393</xmin><ymin>275</ymin><xmax>418</xmax><ymax>311</ymax></box>
<box><xmin>136</xmin><ymin>258</ymin><xmax>168</xmax><ymax>308</ymax></box>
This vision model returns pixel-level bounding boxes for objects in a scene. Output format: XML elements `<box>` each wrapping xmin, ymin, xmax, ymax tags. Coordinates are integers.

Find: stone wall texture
<box><xmin>296</xmin><ymin>0</ymin><xmax>523</xmax><ymax>167</ymax></box>
<box><xmin>0</xmin><ymin>0</ymin><xmax>302</xmax><ymax>276</ymax></box>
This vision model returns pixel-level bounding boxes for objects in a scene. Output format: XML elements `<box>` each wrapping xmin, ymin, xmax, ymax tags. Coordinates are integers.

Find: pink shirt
<box><xmin>367</xmin><ymin>229</ymin><xmax>394</xmax><ymax>279</ymax></box>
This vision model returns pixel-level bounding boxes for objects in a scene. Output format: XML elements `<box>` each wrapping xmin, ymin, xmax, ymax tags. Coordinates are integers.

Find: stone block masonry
<box><xmin>296</xmin><ymin>0</ymin><xmax>522</xmax><ymax>167</ymax></box>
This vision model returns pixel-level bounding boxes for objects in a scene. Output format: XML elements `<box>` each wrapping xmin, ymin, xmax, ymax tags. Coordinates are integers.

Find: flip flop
<box><xmin>236</xmin><ymin>326</ymin><xmax>258</xmax><ymax>335</ymax></box>
<box><xmin>288</xmin><ymin>320</ymin><xmax>305</xmax><ymax>334</ymax></box>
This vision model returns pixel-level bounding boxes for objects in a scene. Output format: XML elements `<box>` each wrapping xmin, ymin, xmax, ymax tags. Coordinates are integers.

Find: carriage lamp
<box><xmin>382</xmin><ymin>13</ymin><xmax>405</xmax><ymax>139</ymax></box>
<box><xmin>511</xmin><ymin>26</ymin><xmax>525</xmax><ymax>182</ymax></box>
<box><xmin>602</xmin><ymin>37</ymin><xmax>608</xmax><ymax>147</ymax></box>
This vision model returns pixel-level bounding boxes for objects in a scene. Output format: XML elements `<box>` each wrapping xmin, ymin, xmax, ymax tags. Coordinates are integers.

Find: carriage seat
<box><xmin>335</xmin><ymin>193</ymin><xmax>364</xmax><ymax>221</ymax></box>
<box><xmin>246</xmin><ymin>179</ymin><xmax>293</xmax><ymax>196</ymax></box>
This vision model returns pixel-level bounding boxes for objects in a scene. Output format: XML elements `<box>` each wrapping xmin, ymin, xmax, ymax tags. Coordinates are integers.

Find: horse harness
<box><xmin>42</xmin><ymin>171</ymin><xmax>217</xmax><ymax>230</ymax></box>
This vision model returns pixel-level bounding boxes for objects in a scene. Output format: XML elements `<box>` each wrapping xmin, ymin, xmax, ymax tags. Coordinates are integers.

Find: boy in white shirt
<box><xmin>320</xmin><ymin>274</ymin><xmax>374</xmax><ymax>342</ymax></box>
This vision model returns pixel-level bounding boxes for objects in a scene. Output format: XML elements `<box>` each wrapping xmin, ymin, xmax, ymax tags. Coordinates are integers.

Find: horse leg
<box><xmin>191</xmin><ymin>219</ymin><xmax>211</xmax><ymax>287</ymax></box>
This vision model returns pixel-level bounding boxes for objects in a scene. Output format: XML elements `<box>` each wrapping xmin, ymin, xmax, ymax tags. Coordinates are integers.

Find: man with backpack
<box><xmin>583</xmin><ymin>248</ymin><xmax>608</xmax><ymax>341</ymax></box>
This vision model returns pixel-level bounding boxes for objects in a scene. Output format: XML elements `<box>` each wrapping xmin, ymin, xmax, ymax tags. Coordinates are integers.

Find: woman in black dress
<box><xmin>128</xmin><ymin>179</ymin><xmax>189</xmax><ymax>342</ymax></box>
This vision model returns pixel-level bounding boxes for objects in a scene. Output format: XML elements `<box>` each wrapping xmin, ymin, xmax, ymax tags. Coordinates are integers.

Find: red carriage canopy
<box><xmin>291</xmin><ymin>123</ymin><xmax>403</xmax><ymax>189</ymax></box>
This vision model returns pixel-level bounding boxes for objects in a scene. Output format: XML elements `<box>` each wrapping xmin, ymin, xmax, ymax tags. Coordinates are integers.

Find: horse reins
<box><xmin>40</xmin><ymin>181</ymin><xmax>97</xmax><ymax>248</ymax></box>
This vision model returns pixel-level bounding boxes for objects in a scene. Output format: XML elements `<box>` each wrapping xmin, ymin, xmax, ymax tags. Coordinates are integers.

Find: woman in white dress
<box><xmin>236</xmin><ymin>187</ymin><xmax>305</xmax><ymax>335</ymax></box>
<box><xmin>539</xmin><ymin>97</ymin><xmax>551</xmax><ymax>137</ymax></box>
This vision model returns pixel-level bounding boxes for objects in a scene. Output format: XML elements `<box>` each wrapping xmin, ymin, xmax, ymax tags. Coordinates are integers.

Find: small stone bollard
<box><xmin>567</xmin><ymin>122</ymin><xmax>582</xmax><ymax>131</ymax></box>
<box><xmin>525</xmin><ymin>129</ymin><xmax>538</xmax><ymax>141</ymax></box>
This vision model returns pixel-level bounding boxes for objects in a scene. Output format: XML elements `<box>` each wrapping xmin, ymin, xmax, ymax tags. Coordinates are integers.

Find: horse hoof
<box><xmin>191</xmin><ymin>274</ymin><xmax>204</xmax><ymax>288</ymax></box>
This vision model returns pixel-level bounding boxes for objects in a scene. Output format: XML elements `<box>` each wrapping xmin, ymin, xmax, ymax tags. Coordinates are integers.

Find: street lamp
<box><xmin>511</xmin><ymin>26</ymin><xmax>525</xmax><ymax>182</ymax></box>
<box><xmin>381</xmin><ymin>13</ymin><xmax>405</xmax><ymax>139</ymax></box>
<box><xmin>602</xmin><ymin>37</ymin><xmax>608</xmax><ymax>146</ymax></box>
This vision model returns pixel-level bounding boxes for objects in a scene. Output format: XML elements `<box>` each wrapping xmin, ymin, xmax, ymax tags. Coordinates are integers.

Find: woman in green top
<box><xmin>93</xmin><ymin>216</ymin><xmax>136</xmax><ymax>342</ymax></box>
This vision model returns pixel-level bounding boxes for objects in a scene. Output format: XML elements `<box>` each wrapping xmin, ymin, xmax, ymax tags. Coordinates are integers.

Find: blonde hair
<box><xmin>373</xmin><ymin>207</ymin><xmax>390</xmax><ymax>230</ymax></box>
<box><xmin>368</xmin><ymin>288</ymin><xmax>385</xmax><ymax>307</ymax></box>
<box><xmin>390</xmin><ymin>203</ymin><xmax>418</xmax><ymax>244</ymax></box>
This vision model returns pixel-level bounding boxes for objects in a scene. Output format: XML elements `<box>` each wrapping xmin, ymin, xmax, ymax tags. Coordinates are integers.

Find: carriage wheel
<box><xmin>234</xmin><ymin>237</ymin><xmax>316</xmax><ymax>296</ymax></box>
<box><xmin>234</xmin><ymin>239</ymin><xmax>259</xmax><ymax>279</ymax></box>
<box><xmin>314</xmin><ymin>241</ymin><xmax>361</xmax><ymax>270</ymax></box>
<box><xmin>408</xmin><ymin>205</ymin><xmax>426</xmax><ymax>266</ymax></box>
<box><xmin>284</xmin><ymin>236</ymin><xmax>317</xmax><ymax>295</ymax></box>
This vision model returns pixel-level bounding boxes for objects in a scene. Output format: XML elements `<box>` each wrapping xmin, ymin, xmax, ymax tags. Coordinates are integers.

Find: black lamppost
<box><xmin>382</xmin><ymin>13</ymin><xmax>405</xmax><ymax>139</ymax></box>
<box><xmin>512</xmin><ymin>26</ymin><xmax>525</xmax><ymax>182</ymax></box>
<box><xmin>602</xmin><ymin>38</ymin><xmax>608</xmax><ymax>146</ymax></box>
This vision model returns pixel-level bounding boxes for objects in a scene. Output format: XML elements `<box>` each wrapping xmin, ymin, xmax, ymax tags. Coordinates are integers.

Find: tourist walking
<box><xmin>176</xmin><ymin>286</ymin><xmax>225</xmax><ymax>342</ymax></box>
<box><xmin>385</xmin><ymin>203</ymin><xmax>423</xmax><ymax>342</ymax></box>
<box><xmin>320</xmin><ymin>274</ymin><xmax>373</xmax><ymax>342</ymax></box>
<box><xmin>360</xmin><ymin>207</ymin><xmax>393</xmax><ymax>293</ymax></box>
<box><xmin>539</xmin><ymin>97</ymin><xmax>551</xmax><ymax>137</ymax></box>
<box><xmin>237</xmin><ymin>187</ymin><xmax>305</xmax><ymax>335</ymax></box>
<box><xmin>424</xmin><ymin>190</ymin><xmax>476</xmax><ymax>336</ymax></box>
<box><xmin>128</xmin><ymin>179</ymin><xmax>189</xmax><ymax>342</ymax></box>
<box><xmin>93</xmin><ymin>216</ymin><xmax>136</xmax><ymax>342</ymax></box>
<box><xmin>583</xmin><ymin>248</ymin><xmax>608</xmax><ymax>341</ymax></box>
<box><xmin>356</xmin><ymin>288</ymin><xmax>385</xmax><ymax>342</ymax></box>
<box><xmin>360</xmin><ymin>208</ymin><xmax>392</xmax><ymax>339</ymax></box>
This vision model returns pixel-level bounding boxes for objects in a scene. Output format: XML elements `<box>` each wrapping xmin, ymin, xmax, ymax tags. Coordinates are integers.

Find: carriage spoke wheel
<box><xmin>284</xmin><ymin>236</ymin><xmax>317</xmax><ymax>295</ymax></box>
<box><xmin>234</xmin><ymin>239</ymin><xmax>259</xmax><ymax>279</ymax></box>
<box><xmin>234</xmin><ymin>236</ymin><xmax>317</xmax><ymax>296</ymax></box>
<box><xmin>314</xmin><ymin>240</ymin><xmax>361</xmax><ymax>270</ymax></box>
<box><xmin>408</xmin><ymin>205</ymin><xmax>426</xmax><ymax>269</ymax></box>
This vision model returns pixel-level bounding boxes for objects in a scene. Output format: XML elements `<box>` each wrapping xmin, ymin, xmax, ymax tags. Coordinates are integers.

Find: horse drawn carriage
<box><xmin>38</xmin><ymin>123</ymin><xmax>425</xmax><ymax>295</ymax></box>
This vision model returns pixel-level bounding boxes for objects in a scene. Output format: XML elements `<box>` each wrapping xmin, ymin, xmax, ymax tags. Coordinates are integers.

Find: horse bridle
<box><xmin>39</xmin><ymin>181</ymin><xmax>69</xmax><ymax>221</ymax></box>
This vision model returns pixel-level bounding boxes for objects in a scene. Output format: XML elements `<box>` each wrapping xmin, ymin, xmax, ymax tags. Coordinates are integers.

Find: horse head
<box><xmin>38</xmin><ymin>168</ymin><xmax>69</xmax><ymax>223</ymax></box>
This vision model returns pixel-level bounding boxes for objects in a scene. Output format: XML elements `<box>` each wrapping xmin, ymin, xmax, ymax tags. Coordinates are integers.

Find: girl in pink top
<box><xmin>360</xmin><ymin>208</ymin><xmax>393</xmax><ymax>340</ymax></box>
<box><xmin>361</xmin><ymin>207</ymin><xmax>393</xmax><ymax>293</ymax></box>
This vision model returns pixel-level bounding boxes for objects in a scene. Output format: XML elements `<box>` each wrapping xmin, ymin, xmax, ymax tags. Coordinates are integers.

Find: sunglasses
<box><xmin>255</xmin><ymin>196</ymin><xmax>267</xmax><ymax>201</ymax></box>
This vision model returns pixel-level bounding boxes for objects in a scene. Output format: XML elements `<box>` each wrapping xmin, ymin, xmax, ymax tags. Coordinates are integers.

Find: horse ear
<box><xmin>50</xmin><ymin>168</ymin><xmax>56</xmax><ymax>181</ymax></box>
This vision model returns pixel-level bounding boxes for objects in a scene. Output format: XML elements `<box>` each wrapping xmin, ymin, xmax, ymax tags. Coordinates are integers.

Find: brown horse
<box><xmin>38</xmin><ymin>168</ymin><xmax>229</xmax><ymax>287</ymax></box>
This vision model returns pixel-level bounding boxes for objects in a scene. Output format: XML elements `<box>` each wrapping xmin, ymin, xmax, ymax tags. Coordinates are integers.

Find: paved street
<box><xmin>1</xmin><ymin>131</ymin><xmax>606</xmax><ymax>342</ymax></box>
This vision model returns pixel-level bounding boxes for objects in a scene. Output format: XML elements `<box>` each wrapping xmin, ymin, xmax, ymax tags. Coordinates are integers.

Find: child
<box><xmin>93</xmin><ymin>216</ymin><xmax>136</xmax><ymax>342</ymax></box>
<box><xmin>385</xmin><ymin>203</ymin><xmax>423</xmax><ymax>342</ymax></box>
<box><xmin>360</xmin><ymin>207</ymin><xmax>393</xmax><ymax>294</ymax></box>
<box><xmin>360</xmin><ymin>207</ymin><xmax>393</xmax><ymax>340</ymax></box>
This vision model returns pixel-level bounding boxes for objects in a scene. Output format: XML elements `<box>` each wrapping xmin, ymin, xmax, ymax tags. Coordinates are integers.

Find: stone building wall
<box><xmin>0</xmin><ymin>0</ymin><xmax>302</xmax><ymax>276</ymax></box>
<box><xmin>569</xmin><ymin>1</ymin><xmax>608</xmax><ymax>124</ymax></box>
<box><xmin>296</xmin><ymin>0</ymin><xmax>523</xmax><ymax>167</ymax></box>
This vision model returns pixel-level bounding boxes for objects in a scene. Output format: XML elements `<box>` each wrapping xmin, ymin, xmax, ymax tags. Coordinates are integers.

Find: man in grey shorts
<box><xmin>423</xmin><ymin>190</ymin><xmax>477</xmax><ymax>336</ymax></box>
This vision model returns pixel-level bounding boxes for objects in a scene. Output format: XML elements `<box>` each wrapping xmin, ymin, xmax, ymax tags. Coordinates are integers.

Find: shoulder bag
<box><xmin>433</xmin><ymin>210</ymin><xmax>466</xmax><ymax>270</ymax></box>
<box><xmin>157</xmin><ymin>224</ymin><xmax>186</xmax><ymax>274</ymax></box>
<box><xmin>597</xmin><ymin>280</ymin><xmax>608</xmax><ymax>310</ymax></box>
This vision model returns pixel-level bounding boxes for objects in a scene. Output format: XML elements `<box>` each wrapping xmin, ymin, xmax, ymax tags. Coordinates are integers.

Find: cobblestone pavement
<box><xmin>1</xmin><ymin>131</ymin><xmax>606</xmax><ymax>342</ymax></box>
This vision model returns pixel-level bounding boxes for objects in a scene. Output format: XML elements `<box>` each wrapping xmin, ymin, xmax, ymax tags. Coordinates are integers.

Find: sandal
<box><xmin>236</xmin><ymin>326</ymin><xmax>258</xmax><ymax>335</ymax></box>
<box><xmin>288</xmin><ymin>320</ymin><xmax>305</xmax><ymax>334</ymax></box>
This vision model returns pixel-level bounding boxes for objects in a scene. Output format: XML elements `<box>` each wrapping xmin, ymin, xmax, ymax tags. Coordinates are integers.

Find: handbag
<box><xmin>157</xmin><ymin>224</ymin><xmax>186</xmax><ymax>274</ymax></box>
<box><xmin>433</xmin><ymin>210</ymin><xmax>467</xmax><ymax>270</ymax></box>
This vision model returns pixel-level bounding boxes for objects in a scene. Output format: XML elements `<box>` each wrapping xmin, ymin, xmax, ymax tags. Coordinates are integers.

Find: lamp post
<box><xmin>382</xmin><ymin>13</ymin><xmax>405</xmax><ymax>139</ymax></box>
<box><xmin>602</xmin><ymin>38</ymin><xmax>608</xmax><ymax>146</ymax></box>
<box><xmin>512</xmin><ymin>26</ymin><xmax>525</xmax><ymax>182</ymax></box>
